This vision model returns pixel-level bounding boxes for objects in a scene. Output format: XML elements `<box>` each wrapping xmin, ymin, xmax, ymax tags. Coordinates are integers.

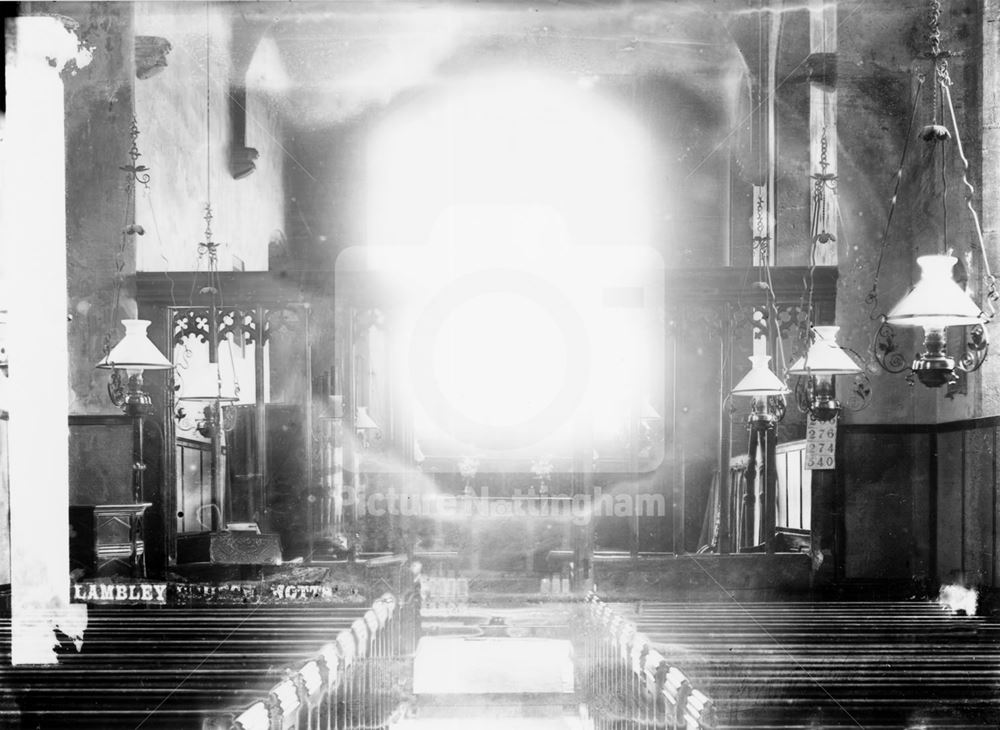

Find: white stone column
<box><xmin>2</xmin><ymin>15</ymin><xmax>91</xmax><ymax>664</ymax></box>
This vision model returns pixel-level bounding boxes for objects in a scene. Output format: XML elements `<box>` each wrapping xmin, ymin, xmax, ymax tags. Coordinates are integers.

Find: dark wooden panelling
<box><xmin>676</xmin><ymin>314</ymin><xmax>723</xmax><ymax>553</ymax></box>
<box><xmin>964</xmin><ymin>428</ymin><xmax>995</xmax><ymax>586</ymax></box>
<box><xmin>0</xmin><ymin>418</ymin><xmax>8</xmax><ymax>587</ymax></box>
<box><xmin>841</xmin><ymin>430</ymin><xmax>926</xmax><ymax>581</ymax></box>
<box><xmin>995</xmin><ymin>428</ymin><xmax>1000</xmax><ymax>588</ymax></box>
<box><xmin>936</xmin><ymin>429</ymin><xmax>965</xmax><ymax>582</ymax></box>
<box><xmin>910</xmin><ymin>431</ymin><xmax>933</xmax><ymax>583</ymax></box>
<box><xmin>68</xmin><ymin>421</ymin><xmax>133</xmax><ymax>504</ymax></box>
<box><xmin>266</xmin><ymin>404</ymin><xmax>308</xmax><ymax>559</ymax></box>
<box><xmin>843</xmin><ymin>419</ymin><xmax>1000</xmax><ymax>591</ymax></box>
<box><xmin>68</xmin><ymin>416</ymin><xmax>166</xmax><ymax>575</ymax></box>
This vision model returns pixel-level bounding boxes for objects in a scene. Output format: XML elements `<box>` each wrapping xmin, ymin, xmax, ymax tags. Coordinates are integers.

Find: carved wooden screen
<box><xmin>138</xmin><ymin>273</ymin><xmax>316</xmax><ymax>565</ymax></box>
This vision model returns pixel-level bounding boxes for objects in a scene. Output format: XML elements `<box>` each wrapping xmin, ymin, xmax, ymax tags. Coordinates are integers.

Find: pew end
<box><xmin>684</xmin><ymin>688</ymin><xmax>716</xmax><ymax>729</ymax></box>
<box><xmin>268</xmin><ymin>677</ymin><xmax>302</xmax><ymax>730</ymax></box>
<box><xmin>295</xmin><ymin>660</ymin><xmax>324</xmax><ymax>730</ymax></box>
<box><xmin>662</xmin><ymin>666</ymin><xmax>693</xmax><ymax>729</ymax></box>
<box><xmin>233</xmin><ymin>700</ymin><xmax>269</xmax><ymax>730</ymax></box>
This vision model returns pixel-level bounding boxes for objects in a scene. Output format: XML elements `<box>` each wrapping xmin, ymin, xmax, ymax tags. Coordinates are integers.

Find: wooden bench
<box><xmin>0</xmin><ymin>591</ymin><xmax>415</xmax><ymax>729</ymax></box>
<box><xmin>585</xmin><ymin>595</ymin><xmax>1000</xmax><ymax>728</ymax></box>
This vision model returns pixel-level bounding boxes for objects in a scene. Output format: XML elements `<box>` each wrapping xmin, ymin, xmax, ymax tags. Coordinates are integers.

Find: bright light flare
<box><xmin>355</xmin><ymin>71</ymin><xmax>663</xmax><ymax>463</ymax></box>
<box><xmin>433</xmin><ymin>291</ymin><xmax>569</xmax><ymax>428</ymax></box>
<box><xmin>367</xmin><ymin>73</ymin><xmax>656</xmax><ymax>249</ymax></box>
<box><xmin>339</xmin><ymin>242</ymin><xmax>664</xmax><ymax>461</ymax></box>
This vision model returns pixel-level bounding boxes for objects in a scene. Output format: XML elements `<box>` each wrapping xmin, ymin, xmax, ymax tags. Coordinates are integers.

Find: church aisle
<box><xmin>395</xmin><ymin>602</ymin><xmax>588</xmax><ymax>729</ymax></box>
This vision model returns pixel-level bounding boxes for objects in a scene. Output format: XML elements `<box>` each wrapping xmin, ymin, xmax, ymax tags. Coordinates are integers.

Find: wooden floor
<box><xmin>610</xmin><ymin>600</ymin><xmax>1000</xmax><ymax>728</ymax></box>
<box><xmin>0</xmin><ymin>604</ymin><xmax>372</xmax><ymax>729</ymax></box>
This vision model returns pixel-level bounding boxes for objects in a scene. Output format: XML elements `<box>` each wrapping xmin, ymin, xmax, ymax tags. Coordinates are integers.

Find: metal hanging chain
<box><xmin>868</xmin><ymin>0</ymin><xmax>993</xmax><ymax>382</ymax></box>
<box><xmin>927</xmin><ymin>0</ymin><xmax>942</xmax><ymax>57</ymax></box>
<box><xmin>811</xmin><ymin>128</ymin><xmax>837</xmax><ymax>244</ymax></box>
<box><xmin>102</xmin><ymin>117</ymin><xmax>152</xmax><ymax>361</ymax></box>
<box><xmin>919</xmin><ymin>0</ymin><xmax>953</xmax><ymax>141</ymax></box>
<box><xmin>818</xmin><ymin>129</ymin><xmax>831</xmax><ymax>175</ymax></box>
<box><xmin>869</xmin><ymin>0</ymin><xmax>953</xmax><ymax>318</ymax></box>
<box><xmin>926</xmin><ymin>0</ymin><xmax>951</xmax><ymax>88</ymax></box>
<box><xmin>753</xmin><ymin>192</ymin><xmax>769</xmax><ymax>263</ymax></box>
<box><xmin>924</xmin><ymin>0</ymin><xmax>997</xmax><ymax>320</ymax></box>
<box><xmin>940</xmin><ymin>115</ymin><xmax>948</xmax><ymax>255</ymax></box>
<box><xmin>799</xmin><ymin>127</ymin><xmax>836</xmax><ymax>363</ymax></box>
<box><xmin>928</xmin><ymin>0</ymin><xmax>944</xmax><ymax>126</ymax></box>
<box><xmin>865</xmin><ymin>76</ymin><xmax>925</xmax><ymax>319</ymax></box>
<box><xmin>197</xmin><ymin>13</ymin><xmax>221</xmax><ymax>306</ymax></box>
<box><xmin>198</xmin><ymin>7</ymin><xmax>220</xmax><ymax>269</ymax></box>
<box><xmin>942</xmin><ymin>81</ymin><xmax>999</xmax><ymax>320</ymax></box>
<box><xmin>798</xmin><ymin>235</ymin><xmax>819</xmax><ymax>367</ymax></box>
<box><xmin>120</xmin><ymin>116</ymin><xmax>151</xmax><ymax>187</ymax></box>
<box><xmin>190</xmin><ymin>8</ymin><xmax>239</xmax><ymax>405</ymax></box>
<box><xmin>866</xmin><ymin>0</ymin><xmax>949</xmax><ymax>320</ymax></box>
<box><xmin>206</xmin><ymin>7</ymin><xmax>211</xmax><ymax>213</ymax></box>
<box><xmin>811</xmin><ymin>133</ymin><xmax>836</xmax><ymax>237</ymax></box>
<box><xmin>762</xmin><ymin>260</ymin><xmax>788</xmax><ymax>379</ymax></box>
<box><xmin>925</xmin><ymin>0</ymin><xmax>952</xmax><ymax>255</ymax></box>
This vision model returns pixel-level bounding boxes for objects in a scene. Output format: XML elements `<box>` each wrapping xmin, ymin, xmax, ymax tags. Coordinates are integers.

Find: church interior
<box><xmin>2</xmin><ymin>0</ymin><xmax>1000</xmax><ymax>727</ymax></box>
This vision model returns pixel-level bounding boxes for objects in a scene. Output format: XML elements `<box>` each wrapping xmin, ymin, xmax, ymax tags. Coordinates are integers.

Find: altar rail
<box><xmin>581</xmin><ymin>591</ymin><xmax>716</xmax><ymax>729</ymax></box>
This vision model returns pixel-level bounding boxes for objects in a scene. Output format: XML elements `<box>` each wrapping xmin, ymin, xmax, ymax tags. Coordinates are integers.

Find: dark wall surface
<box><xmin>840</xmin><ymin>419</ymin><xmax>1000</xmax><ymax>591</ymax></box>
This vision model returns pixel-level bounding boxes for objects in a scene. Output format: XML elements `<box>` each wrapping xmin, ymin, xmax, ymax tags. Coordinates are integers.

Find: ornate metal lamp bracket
<box><xmin>872</xmin><ymin>319</ymin><xmax>911</xmax><ymax>375</ymax></box>
<box><xmin>118</xmin><ymin>116</ymin><xmax>151</xmax><ymax>187</ymax></box>
<box><xmin>956</xmin><ymin>323</ymin><xmax>989</xmax><ymax>374</ymax></box>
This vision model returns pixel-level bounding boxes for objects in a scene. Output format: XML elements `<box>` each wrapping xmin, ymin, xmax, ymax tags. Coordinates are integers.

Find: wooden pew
<box><xmin>587</xmin><ymin>596</ymin><xmax>1000</xmax><ymax>728</ymax></box>
<box><xmin>0</xmin><ymin>590</ymin><xmax>415</xmax><ymax>729</ymax></box>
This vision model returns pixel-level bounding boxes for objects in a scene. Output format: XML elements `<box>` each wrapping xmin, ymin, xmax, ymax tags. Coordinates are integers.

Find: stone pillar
<box><xmin>63</xmin><ymin>2</ymin><xmax>136</xmax><ymax>415</ymax></box>
<box><xmin>981</xmin><ymin>0</ymin><xmax>1000</xmax><ymax>588</ymax></box>
<box><xmin>809</xmin><ymin>0</ymin><xmax>838</xmax><ymax>266</ymax></box>
<box><xmin>2</xmin><ymin>16</ymin><xmax>91</xmax><ymax>664</ymax></box>
<box><xmin>806</xmin><ymin>0</ymin><xmax>839</xmax><ymax>578</ymax></box>
<box><xmin>981</xmin><ymin>0</ymin><xmax>1000</xmax><ymax>415</ymax></box>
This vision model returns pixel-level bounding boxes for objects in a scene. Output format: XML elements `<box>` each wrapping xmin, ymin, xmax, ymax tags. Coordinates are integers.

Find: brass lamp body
<box><xmin>911</xmin><ymin>326</ymin><xmax>956</xmax><ymax>388</ymax></box>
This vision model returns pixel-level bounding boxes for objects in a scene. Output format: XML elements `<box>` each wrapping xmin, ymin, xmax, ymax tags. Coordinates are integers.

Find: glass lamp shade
<box><xmin>788</xmin><ymin>326</ymin><xmax>861</xmax><ymax>376</ymax></box>
<box><xmin>731</xmin><ymin>355</ymin><xmax>789</xmax><ymax>397</ymax></box>
<box><xmin>641</xmin><ymin>401</ymin><xmax>662</xmax><ymax>420</ymax></box>
<box><xmin>356</xmin><ymin>406</ymin><xmax>380</xmax><ymax>431</ymax></box>
<box><xmin>886</xmin><ymin>255</ymin><xmax>983</xmax><ymax>328</ymax></box>
<box><xmin>96</xmin><ymin>319</ymin><xmax>172</xmax><ymax>372</ymax></box>
<box><xmin>176</xmin><ymin>364</ymin><xmax>239</xmax><ymax>403</ymax></box>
